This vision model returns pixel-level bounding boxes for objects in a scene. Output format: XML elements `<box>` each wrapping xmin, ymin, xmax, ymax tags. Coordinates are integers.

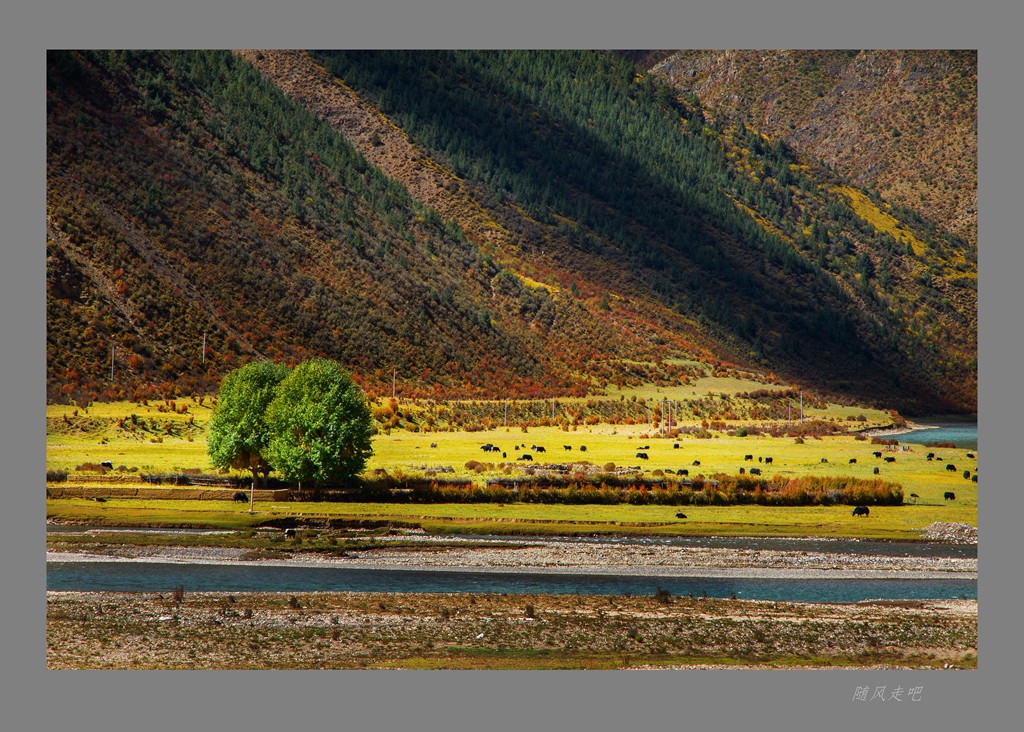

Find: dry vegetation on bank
<box><xmin>46</xmin><ymin>590</ymin><xmax>977</xmax><ymax>670</ymax></box>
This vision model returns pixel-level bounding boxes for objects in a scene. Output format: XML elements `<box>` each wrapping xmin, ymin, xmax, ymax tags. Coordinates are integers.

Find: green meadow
<box><xmin>46</xmin><ymin>401</ymin><xmax>977</xmax><ymax>539</ymax></box>
<box><xmin>45</xmin><ymin>495</ymin><xmax>976</xmax><ymax>540</ymax></box>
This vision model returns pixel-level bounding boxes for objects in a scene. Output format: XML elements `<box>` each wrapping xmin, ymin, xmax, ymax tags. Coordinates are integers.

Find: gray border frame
<box><xmin>9</xmin><ymin>1</ymin><xmax>1019</xmax><ymax>730</ymax></box>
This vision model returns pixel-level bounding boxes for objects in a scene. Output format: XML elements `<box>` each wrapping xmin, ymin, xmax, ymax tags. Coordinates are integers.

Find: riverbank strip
<box><xmin>46</xmin><ymin>532</ymin><xmax>978</xmax><ymax>580</ymax></box>
<box><xmin>46</xmin><ymin>589</ymin><xmax>978</xmax><ymax>670</ymax></box>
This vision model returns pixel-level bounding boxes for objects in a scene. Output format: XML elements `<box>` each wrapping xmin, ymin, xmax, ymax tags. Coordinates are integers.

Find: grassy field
<box><xmin>46</xmin><ymin>495</ymin><xmax>976</xmax><ymax>540</ymax></box>
<box><xmin>47</xmin><ymin>401</ymin><xmax>977</xmax><ymax>539</ymax></box>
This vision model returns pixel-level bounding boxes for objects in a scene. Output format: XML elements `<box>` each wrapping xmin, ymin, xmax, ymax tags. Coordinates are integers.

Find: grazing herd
<box><xmin>466</xmin><ymin>438</ymin><xmax>975</xmax><ymax>513</ymax></box>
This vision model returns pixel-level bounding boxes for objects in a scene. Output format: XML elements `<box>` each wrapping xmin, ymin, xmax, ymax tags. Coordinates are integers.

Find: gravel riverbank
<box><xmin>47</xmin><ymin>527</ymin><xmax>977</xmax><ymax>580</ymax></box>
<box><xmin>47</xmin><ymin>524</ymin><xmax>978</xmax><ymax>669</ymax></box>
<box><xmin>46</xmin><ymin>589</ymin><xmax>978</xmax><ymax>670</ymax></box>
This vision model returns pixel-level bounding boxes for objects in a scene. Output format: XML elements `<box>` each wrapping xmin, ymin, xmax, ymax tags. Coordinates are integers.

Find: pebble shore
<box><xmin>47</xmin><ymin>522</ymin><xmax>977</xmax><ymax>580</ymax></box>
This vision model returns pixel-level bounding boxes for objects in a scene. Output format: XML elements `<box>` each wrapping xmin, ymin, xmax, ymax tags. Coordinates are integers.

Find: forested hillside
<box><xmin>645</xmin><ymin>50</ymin><xmax>977</xmax><ymax>247</ymax></box>
<box><xmin>46</xmin><ymin>50</ymin><xmax>976</xmax><ymax>414</ymax></box>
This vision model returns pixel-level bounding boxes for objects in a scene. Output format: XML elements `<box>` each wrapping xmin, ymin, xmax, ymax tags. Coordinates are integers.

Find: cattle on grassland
<box><xmin>872</xmin><ymin>451</ymin><xmax>883</xmax><ymax>458</ymax></box>
<box><xmin>852</xmin><ymin>506</ymin><xmax>870</xmax><ymax>517</ymax></box>
<box><xmin>692</xmin><ymin>460</ymin><xmax>700</xmax><ymax>466</ymax></box>
<box><xmin>884</xmin><ymin>456</ymin><xmax>896</xmax><ymax>463</ymax></box>
<box><xmin>100</xmin><ymin>461</ymin><xmax>113</xmax><ymax>470</ymax></box>
<box><xmin>849</xmin><ymin>458</ymin><xmax>857</xmax><ymax>464</ymax></box>
<box><xmin>946</xmin><ymin>464</ymin><xmax>957</xmax><ymax>472</ymax></box>
<box><xmin>739</xmin><ymin>467</ymin><xmax>745</xmax><ymax>474</ymax></box>
<box><xmin>764</xmin><ymin>457</ymin><xmax>773</xmax><ymax>464</ymax></box>
<box><xmin>675</xmin><ymin>513</ymin><xmax>687</xmax><ymax>519</ymax></box>
<box><xmin>967</xmin><ymin>452</ymin><xmax>975</xmax><ymax>459</ymax></box>
<box><xmin>944</xmin><ymin>491</ymin><xmax>956</xmax><ymax>501</ymax></box>
<box><xmin>750</xmin><ymin>468</ymin><xmax>761</xmax><ymax>476</ymax></box>
<box><xmin>873</xmin><ymin>467</ymin><xmax>880</xmax><ymax>474</ymax></box>
<box><xmin>636</xmin><ymin>452</ymin><xmax>649</xmax><ymax>460</ymax></box>
<box><xmin>517</xmin><ymin>454</ymin><xmax>533</xmax><ymax>461</ymax></box>
<box><xmin>963</xmin><ymin>470</ymin><xmax>971</xmax><ymax>479</ymax></box>
<box><xmin>820</xmin><ymin>458</ymin><xmax>828</xmax><ymax>464</ymax></box>
<box><xmin>744</xmin><ymin>454</ymin><xmax>753</xmax><ymax>461</ymax></box>
<box><xmin>972</xmin><ymin>474</ymin><xmax>978</xmax><ymax>483</ymax></box>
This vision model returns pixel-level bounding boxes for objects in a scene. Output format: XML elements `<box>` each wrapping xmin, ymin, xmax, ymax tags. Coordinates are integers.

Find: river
<box><xmin>47</xmin><ymin>561</ymin><xmax>976</xmax><ymax>602</ymax></box>
<box><xmin>897</xmin><ymin>420</ymin><xmax>978</xmax><ymax>450</ymax></box>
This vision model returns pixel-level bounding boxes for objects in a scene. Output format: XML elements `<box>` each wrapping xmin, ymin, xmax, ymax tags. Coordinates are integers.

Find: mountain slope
<box><xmin>46</xmin><ymin>50</ymin><xmax>723</xmax><ymax>405</ymax></box>
<box><xmin>645</xmin><ymin>50</ymin><xmax>977</xmax><ymax>248</ymax></box>
<box><xmin>46</xmin><ymin>50</ymin><xmax>976</xmax><ymax>414</ymax></box>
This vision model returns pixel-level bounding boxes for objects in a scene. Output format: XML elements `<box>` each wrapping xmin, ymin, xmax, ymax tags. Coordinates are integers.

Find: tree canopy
<box><xmin>206</xmin><ymin>361</ymin><xmax>290</xmax><ymax>490</ymax></box>
<box><xmin>264</xmin><ymin>359</ymin><xmax>374</xmax><ymax>486</ymax></box>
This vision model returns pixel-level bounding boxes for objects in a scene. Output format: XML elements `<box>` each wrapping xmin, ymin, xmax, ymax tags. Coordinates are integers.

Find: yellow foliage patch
<box><xmin>835</xmin><ymin>185</ymin><xmax>926</xmax><ymax>256</ymax></box>
<box><xmin>516</xmin><ymin>273</ymin><xmax>560</xmax><ymax>294</ymax></box>
<box><xmin>731</xmin><ymin>198</ymin><xmax>792</xmax><ymax>243</ymax></box>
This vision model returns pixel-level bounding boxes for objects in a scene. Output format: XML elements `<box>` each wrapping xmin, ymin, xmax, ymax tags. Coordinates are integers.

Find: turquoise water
<box><xmin>46</xmin><ymin>562</ymin><xmax>977</xmax><ymax>602</ymax></box>
<box><xmin>897</xmin><ymin>421</ymin><xmax>977</xmax><ymax>450</ymax></box>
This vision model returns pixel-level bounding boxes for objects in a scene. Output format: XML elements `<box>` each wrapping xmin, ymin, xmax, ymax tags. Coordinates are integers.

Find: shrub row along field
<box><xmin>353</xmin><ymin>473</ymin><xmax>904</xmax><ymax>507</ymax></box>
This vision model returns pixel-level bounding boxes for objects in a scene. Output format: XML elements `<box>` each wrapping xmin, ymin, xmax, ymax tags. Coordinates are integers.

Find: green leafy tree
<box><xmin>264</xmin><ymin>359</ymin><xmax>374</xmax><ymax>489</ymax></box>
<box><xmin>207</xmin><ymin>361</ymin><xmax>290</xmax><ymax>509</ymax></box>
